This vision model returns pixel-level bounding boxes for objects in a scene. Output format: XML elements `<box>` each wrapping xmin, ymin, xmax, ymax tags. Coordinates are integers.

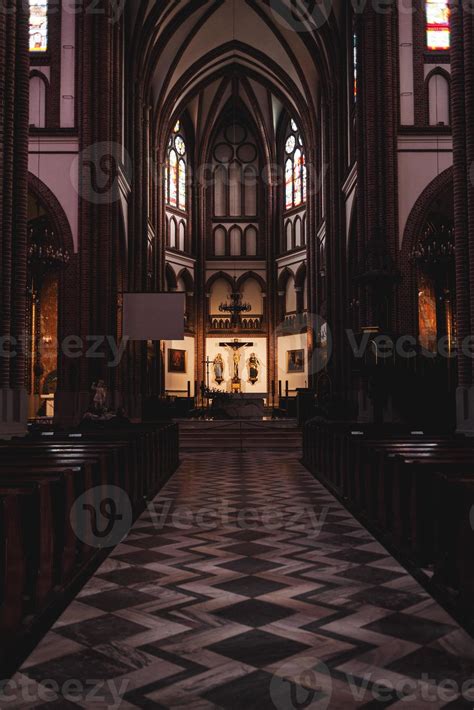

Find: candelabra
<box><xmin>28</xmin><ymin>217</ymin><xmax>70</xmax><ymax>281</ymax></box>
<box><xmin>411</xmin><ymin>223</ymin><xmax>455</xmax><ymax>269</ymax></box>
<box><xmin>219</xmin><ymin>279</ymin><xmax>252</xmax><ymax>325</ymax></box>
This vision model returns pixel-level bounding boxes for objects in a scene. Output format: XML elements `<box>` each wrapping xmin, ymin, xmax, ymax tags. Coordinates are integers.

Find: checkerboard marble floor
<box><xmin>12</xmin><ymin>452</ymin><xmax>474</xmax><ymax>708</ymax></box>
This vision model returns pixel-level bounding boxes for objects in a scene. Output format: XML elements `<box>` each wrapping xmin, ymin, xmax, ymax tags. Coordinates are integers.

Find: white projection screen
<box><xmin>122</xmin><ymin>293</ymin><xmax>185</xmax><ymax>341</ymax></box>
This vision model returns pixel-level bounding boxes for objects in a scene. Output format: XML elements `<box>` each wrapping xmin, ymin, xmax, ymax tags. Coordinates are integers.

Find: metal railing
<box><xmin>208</xmin><ymin>314</ymin><xmax>263</xmax><ymax>331</ymax></box>
<box><xmin>182</xmin><ymin>418</ymin><xmax>300</xmax><ymax>452</ymax></box>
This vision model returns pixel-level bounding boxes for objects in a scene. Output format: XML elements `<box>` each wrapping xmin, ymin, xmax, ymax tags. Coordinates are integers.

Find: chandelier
<box><xmin>28</xmin><ymin>216</ymin><xmax>70</xmax><ymax>280</ymax></box>
<box><xmin>411</xmin><ymin>222</ymin><xmax>454</xmax><ymax>269</ymax></box>
<box><xmin>219</xmin><ymin>279</ymin><xmax>252</xmax><ymax>322</ymax></box>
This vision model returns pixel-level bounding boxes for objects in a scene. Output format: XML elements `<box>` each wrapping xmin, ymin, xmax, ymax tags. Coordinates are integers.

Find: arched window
<box><xmin>229</xmin><ymin>226</ymin><xmax>242</xmax><ymax>256</ymax></box>
<box><xmin>178</xmin><ymin>221</ymin><xmax>186</xmax><ymax>251</ymax></box>
<box><xmin>29</xmin><ymin>0</ymin><xmax>48</xmax><ymax>52</ymax></box>
<box><xmin>294</xmin><ymin>217</ymin><xmax>302</xmax><ymax>248</ymax></box>
<box><xmin>428</xmin><ymin>72</ymin><xmax>450</xmax><ymax>125</ymax></box>
<box><xmin>426</xmin><ymin>1</ymin><xmax>450</xmax><ymax>51</ymax></box>
<box><xmin>353</xmin><ymin>28</ymin><xmax>358</xmax><ymax>99</ymax></box>
<box><xmin>29</xmin><ymin>74</ymin><xmax>47</xmax><ymax>127</ymax></box>
<box><xmin>284</xmin><ymin>119</ymin><xmax>306</xmax><ymax>210</ymax></box>
<box><xmin>169</xmin><ymin>217</ymin><xmax>177</xmax><ymax>249</ymax></box>
<box><xmin>245</xmin><ymin>226</ymin><xmax>257</xmax><ymax>256</ymax></box>
<box><xmin>210</xmin><ymin>116</ymin><xmax>261</xmax><ymax>257</ymax></box>
<box><xmin>166</xmin><ymin>120</ymin><xmax>187</xmax><ymax>211</ymax></box>
<box><xmin>285</xmin><ymin>220</ymin><xmax>293</xmax><ymax>251</ymax></box>
<box><xmin>214</xmin><ymin>226</ymin><xmax>226</xmax><ymax>256</ymax></box>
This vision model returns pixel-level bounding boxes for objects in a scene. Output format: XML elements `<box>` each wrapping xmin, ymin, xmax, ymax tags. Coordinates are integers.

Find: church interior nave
<box><xmin>2</xmin><ymin>0</ymin><xmax>474</xmax><ymax>703</ymax></box>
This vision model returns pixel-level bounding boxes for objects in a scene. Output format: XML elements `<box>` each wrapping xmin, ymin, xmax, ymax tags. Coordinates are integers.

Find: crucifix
<box><xmin>219</xmin><ymin>338</ymin><xmax>253</xmax><ymax>391</ymax></box>
<box><xmin>202</xmin><ymin>356</ymin><xmax>214</xmax><ymax>391</ymax></box>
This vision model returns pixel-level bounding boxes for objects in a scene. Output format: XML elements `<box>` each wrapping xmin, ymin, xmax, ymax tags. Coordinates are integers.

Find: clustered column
<box><xmin>0</xmin><ymin>2</ymin><xmax>29</xmax><ymax>436</ymax></box>
<box><xmin>352</xmin><ymin>5</ymin><xmax>398</xmax><ymax>421</ymax></box>
<box><xmin>450</xmin><ymin>1</ymin><xmax>474</xmax><ymax>431</ymax></box>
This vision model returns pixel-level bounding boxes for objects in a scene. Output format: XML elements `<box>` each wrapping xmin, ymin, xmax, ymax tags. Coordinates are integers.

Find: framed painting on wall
<box><xmin>168</xmin><ymin>348</ymin><xmax>186</xmax><ymax>373</ymax></box>
<box><xmin>287</xmin><ymin>349</ymin><xmax>304</xmax><ymax>373</ymax></box>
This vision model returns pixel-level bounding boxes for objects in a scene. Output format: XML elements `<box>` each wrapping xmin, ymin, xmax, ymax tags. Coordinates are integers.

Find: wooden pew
<box><xmin>0</xmin><ymin>446</ymin><xmax>112</xmax><ymax>490</ymax></box>
<box><xmin>35</xmin><ymin>422</ymin><xmax>180</xmax><ymax>496</ymax></box>
<box><xmin>0</xmin><ymin>421</ymin><xmax>180</xmax><ymax>662</ymax></box>
<box><xmin>433</xmin><ymin>476</ymin><xmax>474</xmax><ymax>617</ymax></box>
<box><xmin>302</xmin><ymin>417</ymin><xmax>474</xmax><ymax>623</ymax></box>
<box><xmin>32</xmin><ymin>434</ymin><xmax>147</xmax><ymax>502</ymax></box>
<box><xmin>0</xmin><ymin>480</ymin><xmax>54</xmax><ymax>619</ymax></box>
<box><xmin>0</xmin><ymin>466</ymin><xmax>77</xmax><ymax>581</ymax></box>
<box><xmin>0</xmin><ymin>490</ymin><xmax>25</xmax><ymax>633</ymax></box>
<box><xmin>391</xmin><ymin>453</ymin><xmax>474</xmax><ymax>561</ymax></box>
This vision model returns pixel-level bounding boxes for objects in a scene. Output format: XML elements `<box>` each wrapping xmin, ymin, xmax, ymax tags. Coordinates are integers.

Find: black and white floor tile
<box><xmin>11</xmin><ymin>452</ymin><xmax>474</xmax><ymax>708</ymax></box>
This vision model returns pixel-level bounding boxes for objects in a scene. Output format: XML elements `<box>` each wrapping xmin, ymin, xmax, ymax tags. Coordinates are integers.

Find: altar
<box><xmin>210</xmin><ymin>394</ymin><xmax>265</xmax><ymax>419</ymax></box>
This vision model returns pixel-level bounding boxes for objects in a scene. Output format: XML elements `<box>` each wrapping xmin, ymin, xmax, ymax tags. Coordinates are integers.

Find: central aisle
<box><xmin>15</xmin><ymin>451</ymin><xmax>474</xmax><ymax>708</ymax></box>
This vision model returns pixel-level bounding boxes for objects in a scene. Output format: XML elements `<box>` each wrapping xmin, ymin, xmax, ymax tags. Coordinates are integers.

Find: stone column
<box><xmin>55</xmin><ymin>2</ymin><xmax>123</xmax><ymax>424</ymax></box>
<box><xmin>353</xmin><ymin>5</ymin><xmax>399</xmax><ymax>422</ymax></box>
<box><xmin>450</xmin><ymin>1</ymin><xmax>474</xmax><ymax>432</ymax></box>
<box><xmin>0</xmin><ymin>1</ymin><xmax>29</xmax><ymax>437</ymax></box>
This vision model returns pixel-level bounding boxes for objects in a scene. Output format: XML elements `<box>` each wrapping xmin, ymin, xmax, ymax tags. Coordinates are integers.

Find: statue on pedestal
<box><xmin>91</xmin><ymin>379</ymin><xmax>107</xmax><ymax>413</ymax></box>
<box><xmin>213</xmin><ymin>353</ymin><xmax>224</xmax><ymax>384</ymax></box>
<box><xmin>248</xmin><ymin>353</ymin><xmax>260</xmax><ymax>385</ymax></box>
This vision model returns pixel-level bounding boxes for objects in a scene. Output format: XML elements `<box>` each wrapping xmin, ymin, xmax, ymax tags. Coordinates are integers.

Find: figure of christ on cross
<box><xmin>219</xmin><ymin>338</ymin><xmax>254</xmax><ymax>385</ymax></box>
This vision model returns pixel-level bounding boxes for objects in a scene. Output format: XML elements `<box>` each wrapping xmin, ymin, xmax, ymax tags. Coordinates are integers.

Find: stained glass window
<box><xmin>29</xmin><ymin>0</ymin><xmax>48</xmax><ymax>52</ymax></box>
<box><xmin>178</xmin><ymin>160</ymin><xmax>186</xmax><ymax>211</ymax></box>
<box><xmin>286</xmin><ymin>136</ymin><xmax>296</xmax><ymax>154</ymax></box>
<box><xmin>285</xmin><ymin>159</ymin><xmax>293</xmax><ymax>210</ymax></box>
<box><xmin>284</xmin><ymin>119</ymin><xmax>306</xmax><ymax>211</ymax></box>
<box><xmin>426</xmin><ymin>1</ymin><xmax>450</xmax><ymax>50</ymax></box>
<box><xmin>353</xmin><ymin>32</ymin><xmax>358</xmax><ymax>98</ymax></box>
<box><xmin>169</xmin><ymin>150</ymin><xmax>177</xmax><ymax>207</ymax></box>
<box><xmin>166</xmin><ymin>122</ymin><xmax>187</xmax><ymax>211</ymax></box>
<box><xmin>294</xmin><ymin>149</ymin><xmax>302</xmax><ymax>206</ymax></box>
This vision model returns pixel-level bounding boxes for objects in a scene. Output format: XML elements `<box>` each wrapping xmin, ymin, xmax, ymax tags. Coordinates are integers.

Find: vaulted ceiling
<box><xmin>127</xmin><ymin>0</ymin><xmax>345</xmax><ymax>157</ymax></box>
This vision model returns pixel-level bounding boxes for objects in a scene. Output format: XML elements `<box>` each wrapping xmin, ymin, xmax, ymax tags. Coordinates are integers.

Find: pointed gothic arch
<box><xmin>165</xmin><ymin>262</ymin><xmax>178</xmax><ymax>291</ymax></box>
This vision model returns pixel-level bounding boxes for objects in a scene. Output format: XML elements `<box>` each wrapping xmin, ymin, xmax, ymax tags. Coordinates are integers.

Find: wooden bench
<box><xmin>0</xmin><ymin>480</ymin><xmax>54</xmax><ymax>626</ymax></box>
<box><xmin>433</xmin><ymin>476</ymin><xmax>474</xmax><ymax>615</ymax></box>
<box><xmin>0</xmin><ymin>465</ymin><xmax>77</xmax><ymax>581</ymax></box>
<box><xmin>302</xmin><ymin>417</ymin><xmax>474</xmax><ymax>624</ymax></box>
<box><xmin>0</xmin><ymin>490</ymin><xmax>26</xmax><ymax>634</ymax></box>
<box><xmin>0</xmin><ymin>421</ymin><xmax>180</xmax><ymax>666</ymax></box>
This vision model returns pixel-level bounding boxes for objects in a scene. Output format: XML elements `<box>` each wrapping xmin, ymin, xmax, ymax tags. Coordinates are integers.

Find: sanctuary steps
<box><xmin>177</xmin><ymin>419</ymin><xmax>302</xmax><ymax>451</ymax></box>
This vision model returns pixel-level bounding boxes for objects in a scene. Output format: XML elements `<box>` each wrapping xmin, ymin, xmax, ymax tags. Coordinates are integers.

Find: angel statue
<box><xmin>91</xmin><ymin>379</ymin><xmax>107</xmax><ymax>413</ymax></box>
<box><xmin>248</xmin><ymin>353</ymin><xmax>260</xmax><ymax>385</ymax></box>
<box><xmin>213</xmin><ymin>353</ymin><xmax>224</xmax><ymax>385</ymax></box>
